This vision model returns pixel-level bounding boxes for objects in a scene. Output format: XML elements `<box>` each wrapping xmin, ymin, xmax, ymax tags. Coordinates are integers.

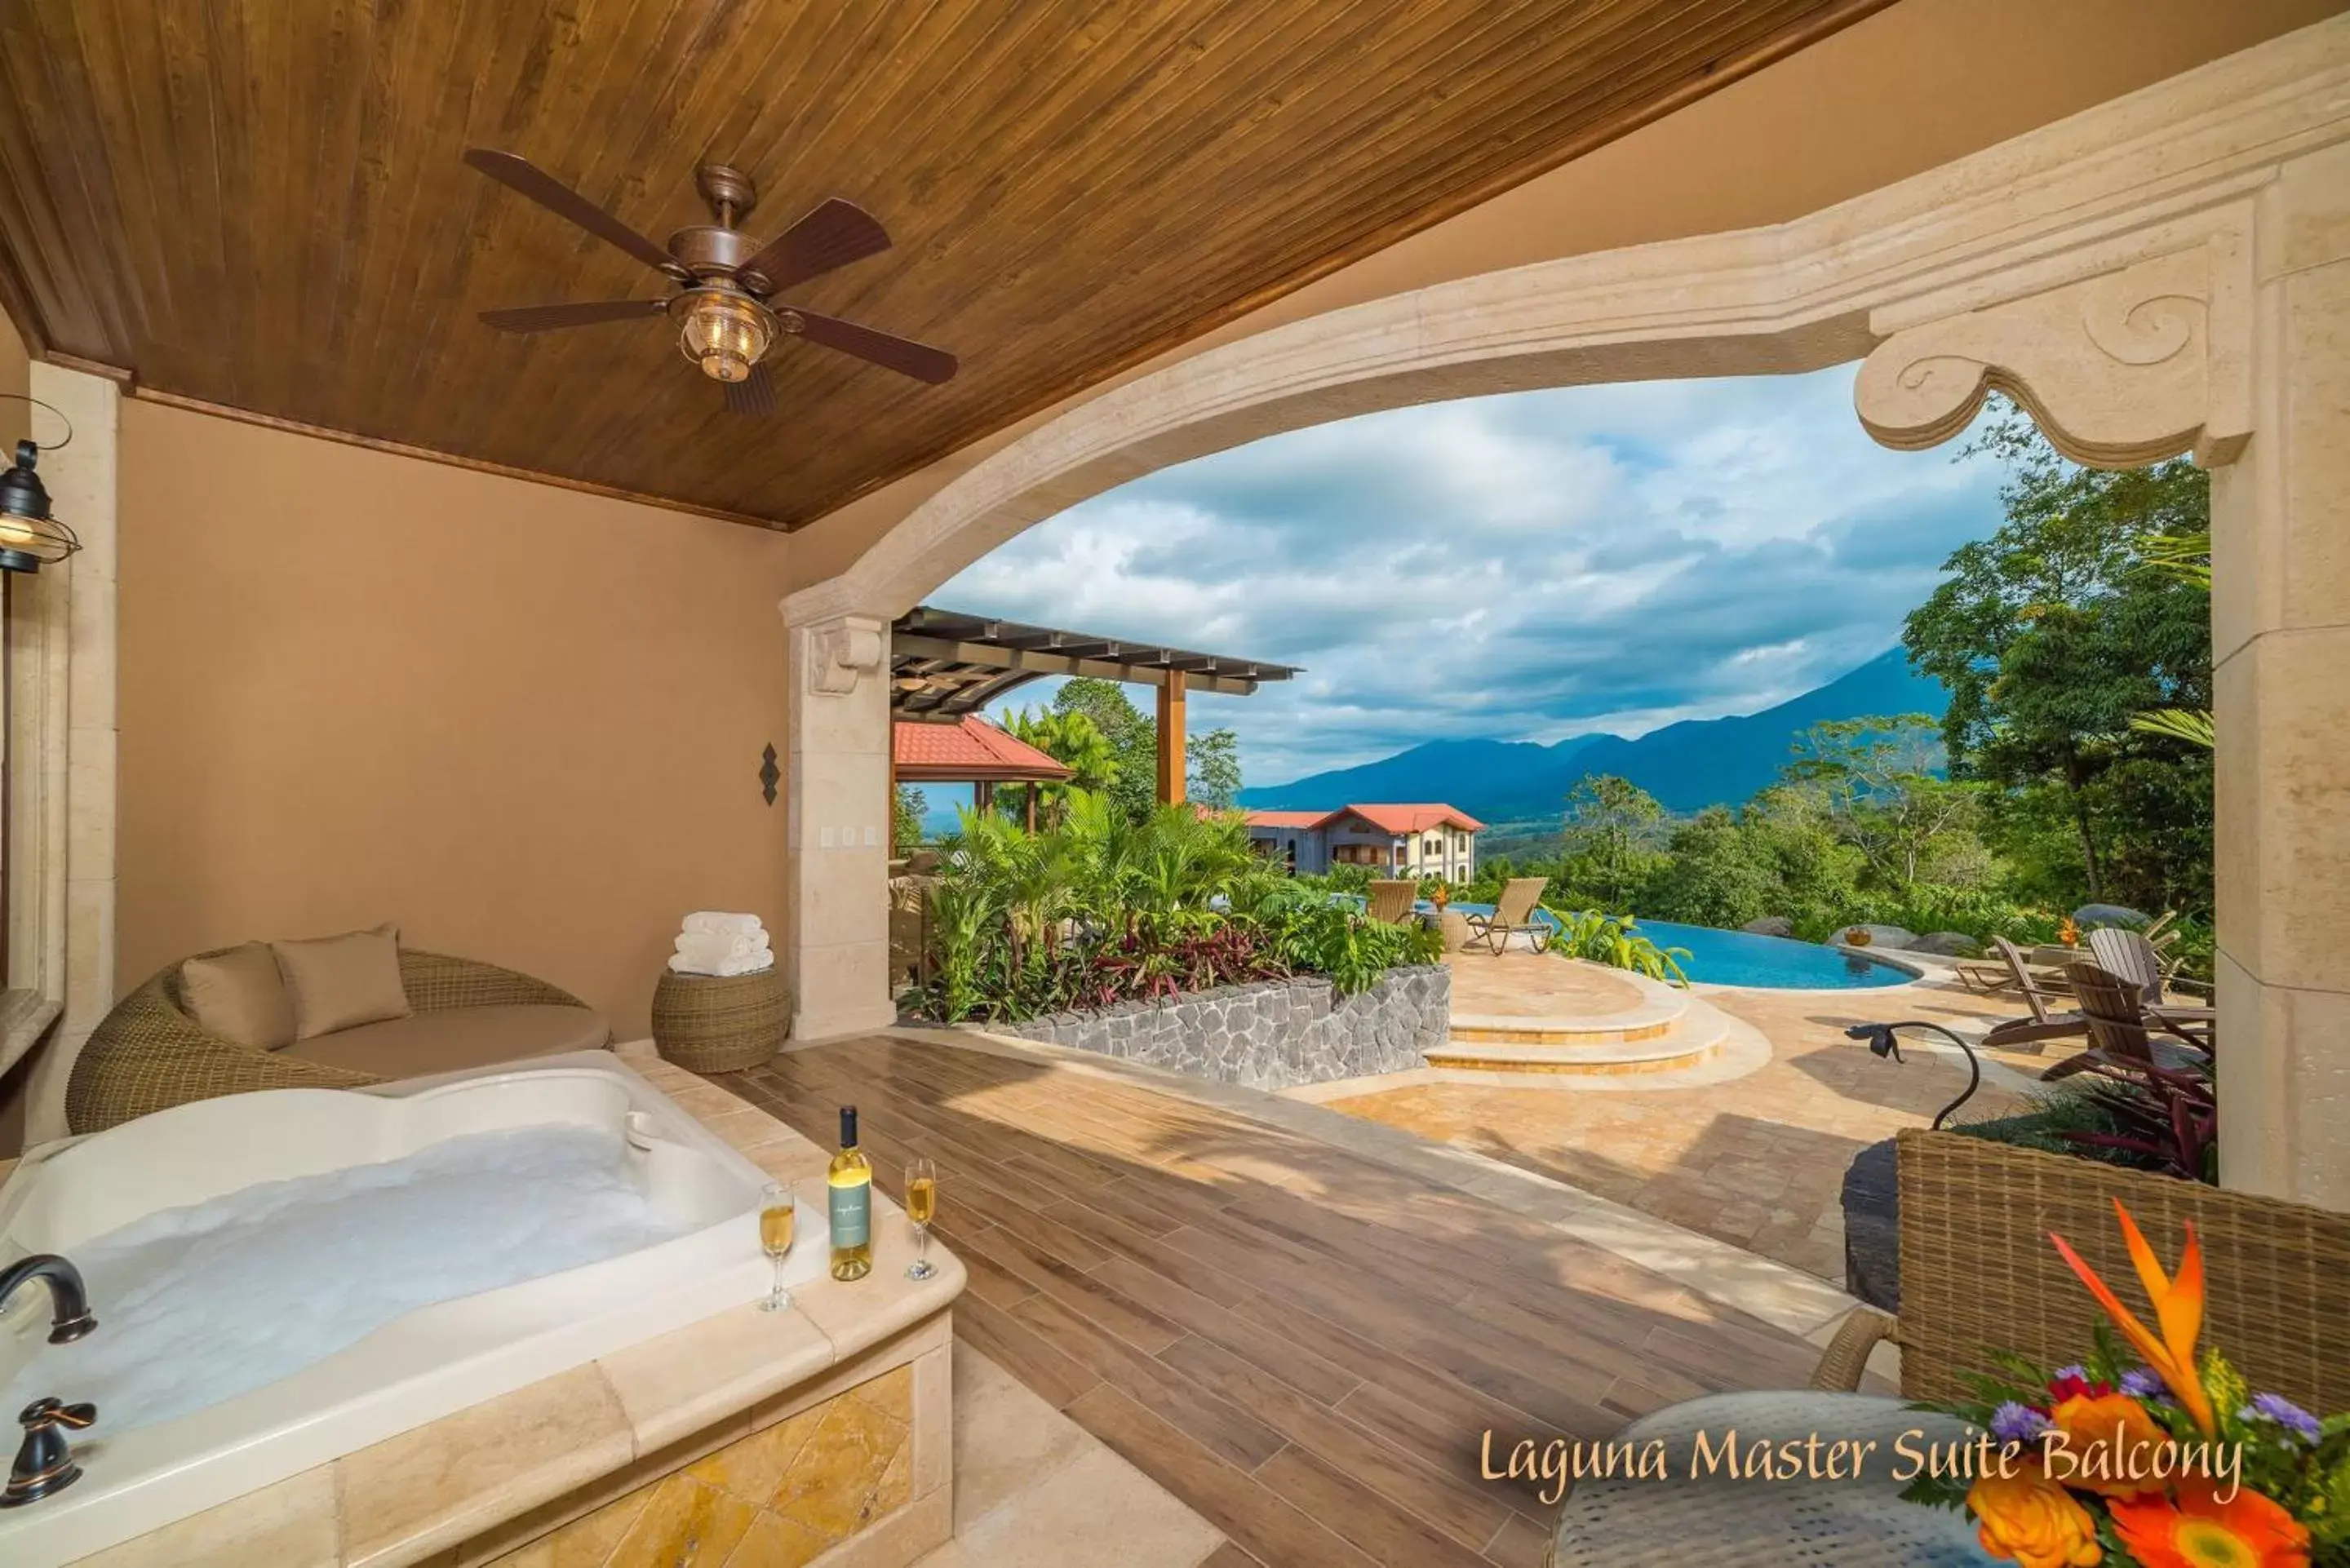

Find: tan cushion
<box><xmin>282</xmin><ymin>1004</ymin><xmax>611</xmax><ymax>1079</ymax></box>
<box><xmin>271</xmin><ymin>924</ymin><xmax>411</xmax><ymax>1041</ymax></box>
<box><xmin>180</xmin><ymin>943</ymin><xmax>296</xmax><ymax>1050</ymax></box>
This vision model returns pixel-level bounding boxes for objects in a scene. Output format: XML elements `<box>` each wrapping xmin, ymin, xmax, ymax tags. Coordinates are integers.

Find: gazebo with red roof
<box><xmin>893</xmin><ymin>715</ymin><xmax>1073</xmax><ymax>831</ymax></box>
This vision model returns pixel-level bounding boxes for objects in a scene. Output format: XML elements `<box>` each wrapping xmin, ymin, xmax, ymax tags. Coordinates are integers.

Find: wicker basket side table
<box><xmin>650</xmin><ymin>968</ymin><xmax>788</xmax><ymax>1073</ymax></box>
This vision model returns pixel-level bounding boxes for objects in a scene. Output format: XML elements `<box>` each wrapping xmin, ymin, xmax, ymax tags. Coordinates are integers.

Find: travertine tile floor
<box><xmin>1328</xmin><ymin>977</ymin><xmax>2066</xmax><ymax>1282</ymax></box>
<box><xmin>917</xmin><ymin>1343</ymin><xmax>1226</xmax><ymax>1567</ymax></box>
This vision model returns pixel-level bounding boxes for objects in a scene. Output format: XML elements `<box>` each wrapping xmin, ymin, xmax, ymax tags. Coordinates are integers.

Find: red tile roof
<box><xmin>893</xmin><ymin>717</ymin><xmax>1074</xmax><ymax>782</ymax></box>
<box><xmin>1243</xmin><ymin>804</ymin><xmax>1486</xmax><ymax>834</ymax></box>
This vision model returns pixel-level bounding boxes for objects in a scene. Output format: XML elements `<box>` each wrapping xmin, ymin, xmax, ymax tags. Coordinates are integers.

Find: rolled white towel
<box><xmin>681</xmin><ymin>911</ymin><xmax>765</xmax><ymax>938</ymax></box>
<box><xmin>674</xmin><ymin>930</ymin><xmax>770</xmax><ymax>963</ymax></box>
<box><xmin>668</xmin><ymin>950</ymin><xmax>775</xmax><ymax>978</ymax></box>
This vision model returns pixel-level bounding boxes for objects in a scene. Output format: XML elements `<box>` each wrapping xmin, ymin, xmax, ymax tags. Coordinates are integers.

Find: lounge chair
<box><xmin>1977</xmin><ymin>936</ymin><xmax>2088</xmax><ymax>1050</ymax></box>
<box><xmin>2087</xmin><ymin>926</ymin><xmax>2215</xmax><ymax>1031</ymax></box>
<box><xmin>1364</xmin><ymin>879</ymin><xmax>1419</xmax><ymax>925</ymax></box>
<box><xmin>2037</xmin><ymin>960</ymin><xmax>2212</xmax><ymax>1082</ymax></box>
<box><xmin>1463</xmin><ymin>877</ymin><xmax>1551</xmax><ymax>955</ymax></box>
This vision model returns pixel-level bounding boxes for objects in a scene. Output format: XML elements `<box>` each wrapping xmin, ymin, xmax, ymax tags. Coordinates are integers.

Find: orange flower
<box><xmin>2049</xmin><ymin>1200</ymin><xmax>2216</xmax><ymax>1434</ymax></box>
<box><xmin>1971</xmin><ymin>1465</ymin><xmax>2104</xmax><ymax>1568</ymax></box>
<box><xmin>2109</xmin><ymin>1481</ymin><xmax>2310</xmax><ymax>1568</ymax></box>
<box><xmin>2048</xmin><ymin>1393</ymin><xmax>2174</xmax><ymax>1496</ymax></box>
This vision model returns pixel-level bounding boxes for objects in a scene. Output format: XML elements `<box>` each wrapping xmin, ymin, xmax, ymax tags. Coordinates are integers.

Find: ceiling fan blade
<box><xmin>738</xmin><ymin>198</ymin><xmax>891</xmax><ymax>295</ymax></box>
<box><xmin>463</xmin><ymin>148</ymin><xmax>679</xmax><ymax>273</ymax></box>
<box><xmin>479</xmin><ymin>299</ymin><xmax>667</xmax><ymax>333</ymax></box>
<box><xmin>785</xmin><ymin>309</ymin><xmax>958</xmax><ymax>384</ymax></box>
<box><xmin>722</xmin><ymin>362</ymin><xmax>777</xmax><ymax>416</ymax></box>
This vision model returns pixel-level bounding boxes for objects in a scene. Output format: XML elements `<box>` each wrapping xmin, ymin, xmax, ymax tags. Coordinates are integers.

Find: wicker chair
<box><xmin>67</xmin><ymin>947</ymin><xmax>596</xmax><ymax>1135</ymax></box>
<box><xmin>1813</xmin><ymin>1130</ymin><xmax>2350</xmax><ymax>1412</ymax></box>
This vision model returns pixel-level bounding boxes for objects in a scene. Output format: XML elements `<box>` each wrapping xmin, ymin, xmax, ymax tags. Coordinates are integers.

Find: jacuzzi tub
<box><xmin>0</xmin><ymin>1052</ymin><xmax>823</xmax><ymax>1566</ymax></box>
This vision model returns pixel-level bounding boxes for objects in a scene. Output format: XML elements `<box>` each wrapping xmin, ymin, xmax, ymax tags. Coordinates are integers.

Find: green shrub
<box><xmin>1542</xmin><ymin>907</ymin><xmax>1690</xmax><ymax>986</ymax></box>
<box><xmin>908</xmin><ymin>796</ymin><xmax>1442</xmax><ymax>1022</ymax></box>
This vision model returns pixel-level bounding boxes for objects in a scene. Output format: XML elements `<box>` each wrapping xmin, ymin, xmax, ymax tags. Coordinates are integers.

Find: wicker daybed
<box><xmin>68</xmin><ymin>947</ymin><xmax>610</xmax><ymax>1134</ymax></box>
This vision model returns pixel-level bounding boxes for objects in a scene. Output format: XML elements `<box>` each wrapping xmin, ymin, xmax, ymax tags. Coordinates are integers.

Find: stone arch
<box><xmin>777</xmin><ymin>16</ymin><xmax>2330</xmax><ymax>628</ymax></box>
<box><xmin>780</xmin><ymin>20</ymin><xmax>2350</xmax><ymax>1210</ymax></box>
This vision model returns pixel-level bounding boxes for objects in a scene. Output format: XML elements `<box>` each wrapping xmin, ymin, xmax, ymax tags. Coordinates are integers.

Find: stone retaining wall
<box><xmin>985</xmin><ymin>965</ymin><xmax>1450</xmax><ymax>1090</ymax></box>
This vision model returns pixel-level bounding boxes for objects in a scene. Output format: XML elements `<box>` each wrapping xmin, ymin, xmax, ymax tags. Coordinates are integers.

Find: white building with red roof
<box><xmin>1240</xmin><ymin>804</ymin><xmax>1483</xmax><ymax>880</ymax></box>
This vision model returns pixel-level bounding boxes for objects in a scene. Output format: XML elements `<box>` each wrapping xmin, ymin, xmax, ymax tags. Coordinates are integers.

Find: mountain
<box><xmin>1237</xmin><ymin>649</ymin><xmax>1946</xmax><ymax>822</ymax></box>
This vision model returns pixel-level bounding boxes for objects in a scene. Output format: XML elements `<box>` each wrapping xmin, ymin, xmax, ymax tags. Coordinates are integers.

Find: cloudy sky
<box><xmin>935</xmin><ymin>363</ymin><xmax>2006</xmax><ymax>789</ymax></box>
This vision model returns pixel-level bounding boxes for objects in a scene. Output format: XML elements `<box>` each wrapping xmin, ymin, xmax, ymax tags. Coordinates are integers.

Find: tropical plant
<box><xmin>1547</xmin><ymin>909</ymin><xmax>1689</xmax><ymax>985</ymax></box>
<box><xmin>999</xmin><ymin>706</ymin><xmax>1121</xmax><ymax>828</ymax></box>
<box><xmin>2061</xmin><ymin>1057</ymin><xmax>2219</xmax><ymax>1184</ymax></box>
<box><xmin>892</xmin><ymin>784</ymin><xmax>927</xmax><ymax>853</ymax></box>
<box><xmin>1051</xmin><ymin>678</ymin><xmax>1159</xmax><ymax>822</ymax></box>
<box><xmin>907</xmin><ymin>796</ymin><xmax>1432</xmax><ymax>1022</ymax></box>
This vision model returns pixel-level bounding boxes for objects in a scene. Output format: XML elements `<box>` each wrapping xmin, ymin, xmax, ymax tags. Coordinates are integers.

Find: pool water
<box><xmin>1421</xmin><ymin>902</ymin><xmax>1910</xmax><ymax>990</ymax></box>
<box><xmin>1625</xmin><ymin>919</ymin><xmax>1911</xmax><ymax>990</ymax></box>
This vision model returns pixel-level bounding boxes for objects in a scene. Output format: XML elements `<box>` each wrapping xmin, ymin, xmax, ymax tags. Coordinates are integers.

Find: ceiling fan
<box><xmin>463</xmin><ymin>149</ymin><xmax>957</xmax><ymax>415</ymax></box>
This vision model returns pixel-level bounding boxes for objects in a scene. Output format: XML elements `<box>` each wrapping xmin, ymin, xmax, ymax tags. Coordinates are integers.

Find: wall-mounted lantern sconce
<box><xmin>0</xmin><ymin>396</ymin><xmax>81</xmax><ymax>574</ymax></box>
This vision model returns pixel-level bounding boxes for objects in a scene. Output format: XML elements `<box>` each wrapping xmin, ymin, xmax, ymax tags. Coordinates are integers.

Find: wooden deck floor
<box><xmin>711</xmin><ymin>1036</ymin><xmax>1825</xmax><ymax>1568</ymax></box>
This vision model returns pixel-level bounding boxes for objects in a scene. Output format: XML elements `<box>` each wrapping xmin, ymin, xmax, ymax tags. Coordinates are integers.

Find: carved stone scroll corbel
<box><xmin>1856</xmin><ymin>246</ymin><xmax>2248</xmax><ymax>470</ymax></box>
<box><xmin>804</xmin><ymin>615</ymin><xmax>886</xmax><ymax>696</ymax></box>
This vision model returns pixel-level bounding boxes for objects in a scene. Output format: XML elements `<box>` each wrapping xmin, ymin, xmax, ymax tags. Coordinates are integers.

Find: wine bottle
<box><xmin>828</xmin><ymin>1105</ymin><xmax>873</xmax><ymax>1281</ymax></box>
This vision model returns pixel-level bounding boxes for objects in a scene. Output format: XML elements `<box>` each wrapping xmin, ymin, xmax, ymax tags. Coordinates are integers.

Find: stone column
<box><xmin>781</xmin><ymin>611</ymin><xmax>898</xmax><ymax>1042</ymax></box>
<box><xmin>1857</xmin><ymin>184</ymin><xmax>2350</xmax><ymax>1208</ymax></box>
<box><xmin>15</xmin><ymin>364</ymin><xmax>119</xmax><ymax>1142</ymax></box>
<box><xmin>2208</xmin><ymin>143</ymin><xmax>2350</xmax><ymax>1206</ymax></box>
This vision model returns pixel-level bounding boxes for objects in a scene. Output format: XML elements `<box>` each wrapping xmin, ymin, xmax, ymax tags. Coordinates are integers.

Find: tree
<box><xmin>1000</xmin><ymin>706</ymin><xmax>1120</xmax><ymax>827</ymax></box>
<box><xmin>1559</xmin><ymin>774</ymin><xmax>1665</xmax><ymax>910</ymax></box>
<box><xmin>1785</xmin><ymin>714</ymin><xmax>1985</xmax><ymax>888</ymax></box>
<box><xmin>1051</xmin><ymin>678</ymin><xmax>1157</xmax><ymax>822</ymax></box>
<box><xmin>893</xmin><ymin>784</ymin><xmax>927</xmax><ymax>854</ymax></box>
<box><xmin>1188</xmin><ymin>727</ymin><xmax>1243</xmax><ymax>811</ymax></box>
<box><xmin>1902</xmin><ymin>409</ymin><xmax>2212</xmax><ymax>912</ymax></box>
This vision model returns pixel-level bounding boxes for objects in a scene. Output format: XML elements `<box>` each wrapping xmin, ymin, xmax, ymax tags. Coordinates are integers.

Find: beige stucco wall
<box><xmin>784</xmin><ymin>0</ymin><xmax>2342</xmax><ymax>592</ymax></box>
<box><xmin>115</xmin><ymin>402</ymin><xmax>795</xmax><ymax>1039</ymax></box>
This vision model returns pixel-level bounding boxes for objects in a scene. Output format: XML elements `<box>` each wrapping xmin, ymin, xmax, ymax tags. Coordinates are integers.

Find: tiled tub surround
<box><xmin>985</xmin><ymin>966</ymin><xmax>1451</xmax><ymax>1091</ymax></box>
<box><xmin>0</xmin><ymin>1043</ymin><xmax>962</xmax><ymax>1568</ymax></box>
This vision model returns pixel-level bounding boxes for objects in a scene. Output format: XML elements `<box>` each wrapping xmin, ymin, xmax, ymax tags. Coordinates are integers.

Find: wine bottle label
<box><xmin>828</xmin><ymin>1176</ymin><xmax>871</xmax><ymax>1248</ymax></box>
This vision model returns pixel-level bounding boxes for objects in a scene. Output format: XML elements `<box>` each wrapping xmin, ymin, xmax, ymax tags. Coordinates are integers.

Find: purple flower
<box><xmin>1989</xmin><ymin>1402</ymin><xmax>2052</xmax><ymax>1445</ymax></box>
<box><xmin>2119</xmin><ymin>1367</ymin><xmax>2172</xmax><ymax>1402</ymax></box>
<box><xmin>2242</xmin><ymin>1393</ymin><xmax>2322</xmax><ymax>1442</ymax></box>
<box><xmin>2052</xmin><ymin>1365</ymin><xmax>2088</xmax><ymax>1384</ymax></box>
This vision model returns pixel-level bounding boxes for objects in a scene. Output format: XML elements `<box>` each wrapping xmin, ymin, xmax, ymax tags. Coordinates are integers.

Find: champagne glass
<box><xmin>905</xmin><ymin>1158</ymin><xmax>938</xmax><ymax>1281</ymax></box>
<box><xmin>758</xmin><ymin>1182</ymin><xmax>797</xmax><ymax>1312</ymax></box>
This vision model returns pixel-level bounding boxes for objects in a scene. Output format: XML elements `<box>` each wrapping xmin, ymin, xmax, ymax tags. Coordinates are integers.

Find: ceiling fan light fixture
<box><xmin>669</xmin><ymin>288</ymin><xmax>774</xmax><ymax>383</ymax></box>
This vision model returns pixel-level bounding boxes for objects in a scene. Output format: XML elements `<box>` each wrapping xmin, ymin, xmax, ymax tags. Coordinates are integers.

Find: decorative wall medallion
<box><xmin>760</xmin><ymin>744</ymin><xmax>780</xmax><ymax>805</ymax></box>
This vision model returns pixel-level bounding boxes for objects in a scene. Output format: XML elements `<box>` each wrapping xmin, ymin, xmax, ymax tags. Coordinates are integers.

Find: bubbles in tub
<box><xmin>2</xmin><ymin>1123</ymin><xmax>694</xmax><ymax>1435</ymax></box>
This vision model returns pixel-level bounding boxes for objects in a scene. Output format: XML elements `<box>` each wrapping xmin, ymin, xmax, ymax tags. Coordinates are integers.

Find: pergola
<box><xmin>888</xmin><ymin>604</ymin><xmax>1300</xmax><ymax>808</ymax></box>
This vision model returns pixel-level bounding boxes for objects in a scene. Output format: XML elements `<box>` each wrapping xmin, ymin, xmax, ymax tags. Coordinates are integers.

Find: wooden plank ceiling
<box><xmin>0</xmin><ymin>1</ymin><xmax>1885</xmax><ymax>531</ymax></box>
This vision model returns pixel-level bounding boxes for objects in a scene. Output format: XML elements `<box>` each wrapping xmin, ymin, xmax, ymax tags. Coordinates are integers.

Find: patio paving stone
<box><xmin>1324</xmin><ymin>971</ymin><xmax>2069</xmax><ymax>1285</ymax></box>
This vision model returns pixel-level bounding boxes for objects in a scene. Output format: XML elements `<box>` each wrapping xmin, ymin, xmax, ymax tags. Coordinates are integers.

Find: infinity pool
<box><xmin>1625</xmin><ymin>919</ymin><xmax>1913</xmax><ymax>990</ymax></box>
<box><xmin>1422</xmin><ymin>902</ymin><xmax>1913</xmax><ymax>990</ymax></box>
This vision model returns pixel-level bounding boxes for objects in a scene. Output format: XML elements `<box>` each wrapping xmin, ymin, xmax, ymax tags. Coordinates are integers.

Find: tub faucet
<box><xmin>0</xmin><ymin>1254</ymin><xmax>96</xmax><ymax>1345</ymax></box>
<box><xmin>0</xmin><ymin>1254</ymin><xmax>97</xmax><ymax>1509</ymax></box>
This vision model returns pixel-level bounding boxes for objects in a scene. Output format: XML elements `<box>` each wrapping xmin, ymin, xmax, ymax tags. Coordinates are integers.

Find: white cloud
<box><xmin>936</xmin><ymin>363</ymin><xmax>2002</xmax><ymax>786</ymax></box>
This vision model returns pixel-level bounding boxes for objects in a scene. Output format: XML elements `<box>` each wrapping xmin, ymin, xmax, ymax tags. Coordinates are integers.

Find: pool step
<box><xmin>1447</xmin><ymin>994</ymin><xmax>1687</xmax><ymax>1048</ymax></box>
<box><xmin>1426</xmin><ymin>994</ymin><xmax>1732</xmax><ymax>1076</ymax></box>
